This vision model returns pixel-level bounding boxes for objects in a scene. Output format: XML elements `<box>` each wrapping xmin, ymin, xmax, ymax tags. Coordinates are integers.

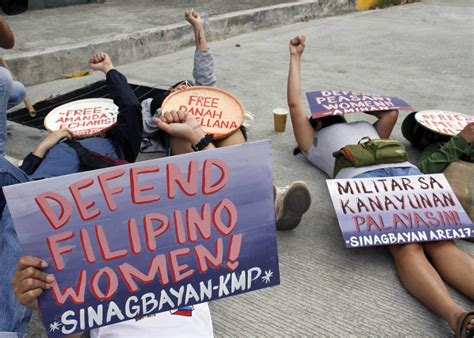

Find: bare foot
<box><xmin>455</xmin><ymin>312</ymin><xmax>474</xmax><ymax>338</ymax></box>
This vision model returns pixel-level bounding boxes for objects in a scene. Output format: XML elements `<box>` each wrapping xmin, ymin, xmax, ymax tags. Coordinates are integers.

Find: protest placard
<box><xmin>4</xmin><ymin>140</ymin><xmax>279</xmax><ymax>337</ymax></box>
<box><xmin>326</xmin><ymin>174</ymin><xmax>473</xmax><ymax>248</ymax></box>
<box><xmin>415</xmin><ymin>110</ymin><xmax>474</xmax><ymax>136</ymax></box>
<box><xmin>161</xmin><ymin>86</ymin><xmax>244</xmax><ymax>138</ymax></box>
<box><xmin>306</xmin><ymin>90</ymin><xmax>413</xmax><ymax>118</ymax></box>
<box><xmin>44</xmin><ymin>98</ymin><xmax>118</xmax><ymax>137</ymax></box>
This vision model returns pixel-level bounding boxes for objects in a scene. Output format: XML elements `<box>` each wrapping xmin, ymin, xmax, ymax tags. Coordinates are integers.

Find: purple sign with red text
<box><xmin>4</xmin><ymin>140</ymin><xmax>279</xmax><ymax>337</ymax></box>
<box><xmin>306</xmin><ymin>90</ymin><xmax>413</xmax><ymax>118</ymax></box>
<box><xmin>326</xmin><ymin>174</ymin><xmax>473</xmax><ymax>248</ymax></box>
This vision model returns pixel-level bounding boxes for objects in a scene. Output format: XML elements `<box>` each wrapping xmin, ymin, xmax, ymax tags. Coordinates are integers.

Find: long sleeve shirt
<box><xmin>416</xmin><ymin>135</ymin><xmax>474</xmax><ymax>174</ymax></box>
<box><xmin>20</xmin><ymin>69</ymin><xmax>142</xmax><ymax>178</ymax></box>
<box><xmin>142</xmin><ymin>49</ymin><xmax>216</xmax><ymax>136</ymax></box>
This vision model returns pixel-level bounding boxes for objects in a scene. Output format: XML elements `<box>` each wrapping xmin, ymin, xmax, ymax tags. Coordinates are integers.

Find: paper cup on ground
<box><xmin>273</xmin><ymin>108</ymin><xmax>288</xmax><ymax>132</ymax></box>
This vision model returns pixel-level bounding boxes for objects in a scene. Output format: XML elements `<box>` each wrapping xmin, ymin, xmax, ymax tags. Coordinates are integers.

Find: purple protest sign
<box><xmin>4</xmin><ymin>140</ymin><xmax>279</xmax><ymax>337</ymax></box>
<box><xmin>306</xmin><ymin>90</ymin><xmax>413</xmax><ymax>118</ymax></box>
<box><xmin>326</xmin><ymin>174</ymin><xmax>473</xmax><ymax>248</ymax></box>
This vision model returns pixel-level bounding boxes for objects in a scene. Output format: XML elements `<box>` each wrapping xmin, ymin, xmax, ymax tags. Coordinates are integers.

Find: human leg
<box><xmin>0</xmin><ymin>157</ymin><xmax>32</xmax><ymax>334</ymax></box>
<box><xmin>7</xmin><ymin>81</ymin><xmax>25</xmax><ymax>109</ymax></box>
<box><xmin>0</xmin><ymin>207</ymin><xmax>32</xmax><ymax>335</ymax></box>
<box><xmin>423</xmin><ymin>241</ymin><xmax>474</xmax><ymax>299</ymax></box>
<box><xmin>0</xmin><ymin>157</ymin><xmax>30</xmax><ymax>213</ymax></box>
<box><xmin>0</xmin><ymin>67</ymin><xmax>14</xmax><ymax>157</ymax></box>
<box><xmin>388</xmin><ymin>243</ymin><xmax>467</xmax><ymax>331</ymax></box>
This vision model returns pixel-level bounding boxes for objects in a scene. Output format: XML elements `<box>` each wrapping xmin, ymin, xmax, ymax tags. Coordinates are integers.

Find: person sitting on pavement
<box><xmin>0</xmin><ymin>51</ymin><xmax>146</xmax><ymax>336</ymax></box>
<box><xmin>287</xmin><ymin>34</ymin><xmax>474</xmax><ymax>338</ymax></box>
<box><xmin>0</xmin><ymin>15</ymin><xmax>26</xmax><ymax>158</ymax></box>
<box><xmin>142</xmin><ymin>9</ymin><xmax>311</xmax><ymax>231</ymax></box>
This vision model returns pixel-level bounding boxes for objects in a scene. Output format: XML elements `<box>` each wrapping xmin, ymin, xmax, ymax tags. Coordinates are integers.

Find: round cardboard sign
<box><xmin>415</xmin><ymin>110</ymin><xmax>474</xmax><ymax>136</ymax></box>
<box><xmin>161</xmin><ymin>86</ymin><xmax>245</xmax><ymax>138</ymax></box>
<box><xmin>44</xmin><ymin>98</ymin><xmax>119</xmax><ymax>137</ymax></box>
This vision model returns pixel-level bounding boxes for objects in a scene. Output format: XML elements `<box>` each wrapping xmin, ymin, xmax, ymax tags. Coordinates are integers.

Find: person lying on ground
<box><xmin>415</xmin><ymin>122</ymin><xmax>474</xmax><ymax>174</ymax></box>
<box><xmin>10</xmin><ymin>109</ymin><xmax>264</xmax><ymax>337</ymax></box>
<box><xmin>4</xmin><ymin>53</ymin><xmax>213</xmax><ymax>338</ymax></box>
<box><xmin>0</xmin><ymin>15</ymin><xmax>26</xmax><ymax>157</ymax></box>
<box><xmin>141</xmin><ymin>9</ymin><xmax>251</xmax><ymax>155</ymax></box>
<box><xmin>287</xmin><ymin>34</ymin><xmax>474</xmax><ymax>338</ymax></box>
<box><xmin>415</xmin><ymin>121</ymin><xmax>474</xmax><ymax>241</ymax></box>
<box><xmin>0</xmin><ymin>52</ymin><xmax>143</xmax><ymax>336</ymax></box>
<box><xmin>142</xmin><ymin>9</ymin><xmax>311</xmax><ymax>231</ymax></box>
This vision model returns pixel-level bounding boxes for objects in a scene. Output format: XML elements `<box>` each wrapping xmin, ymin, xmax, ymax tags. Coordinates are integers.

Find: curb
<box><xmin>4</xmin><ymin>0</ymin><xmax>354</xmax><ymax>86</ymax></box>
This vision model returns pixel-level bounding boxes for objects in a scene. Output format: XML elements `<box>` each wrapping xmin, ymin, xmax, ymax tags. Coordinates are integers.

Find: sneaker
<box><xmin>274</xmin><ymin>181</ymin><xmax>311</xmax><ymax>231</ymax></box>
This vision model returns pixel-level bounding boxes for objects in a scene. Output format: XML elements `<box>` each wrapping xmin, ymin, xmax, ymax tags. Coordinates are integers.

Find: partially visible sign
<box><xmin>162</xmin><ymin>86</ymin><xmax>244</xmax><ymax>138</ymax></box>
<box><xmin>4</xmin><ymin>140</ymin><xmax>279</xmax><ymax>337</ymax></box>
<box><xmin>326</xmin><ymin>174</ymin><xmax>473</xmax><ymax>248</ymax></box>
<box><xmin>306</xmin><ymin>90</ymin><xmax>413</xmax><ymax>118</ymax></box>
<box><xmin>415</xmin><ymin>110</ymin><xmax>474</xmax><ymax>136</ymax></box>
<box><xmin>44</xmin><ymin>98</ymin><xmax>118</xmax><ymax>137</ymax></box>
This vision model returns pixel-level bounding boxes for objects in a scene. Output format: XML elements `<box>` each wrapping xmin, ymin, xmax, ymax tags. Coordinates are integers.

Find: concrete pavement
<box><xmin>6</xmin><ymin>0</ymin><xmax>473</xmax><ymax>336</ymax></box>
<box><xmin>3</xmin><ymin>0</ymin><xmax>354</xmax><ymax>86</ymax></box>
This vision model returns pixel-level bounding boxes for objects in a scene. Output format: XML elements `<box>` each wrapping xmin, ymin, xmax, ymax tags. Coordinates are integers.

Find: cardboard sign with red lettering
<box><xmin>415</xmin><ymin>110</ymin><xmax>474</xmax><ymax>136</ymax></box>
<box><xmin>161</xmin><ymin>86</ymin><xmax>244</xmax><ymax>138</ymax></box>
<box><xmin>44</xmin><ymin>98</ymin><xmax>119</xmax><ymax>137</ymax></box>
<box><xmin>326</xmin><ymin>174</ymin><xmax>473</xmax><ymax>248</ymax></box>
<box><xmin>4</xmin><ymin>140</ymin><xmax>279</xmax><ymax>337</ymax></box>
<box><xmin>306</xmin><ymin>90</ymin><xmax>413</xmax><ymax>118</ymax></box>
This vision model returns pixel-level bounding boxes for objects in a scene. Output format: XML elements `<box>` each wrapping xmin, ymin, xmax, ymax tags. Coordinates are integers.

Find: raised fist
<box><xmin>153</xmin><ymin>110</ymin><xmax>203</xmax><ymax>144</ymax></box>
<box><xmin>89</xmin><ymin>52</ymin><xmax>114</xmax><ymax>74</ymax></box>
<box><xmin>185</xmin><ymin>9</ymin><xmax>202</xmax><ymax>27</ymax></box>
<box><xmin>289</xmin><ymin>35</ymin><xmax>306</xmax><ymax>57</ymax></box>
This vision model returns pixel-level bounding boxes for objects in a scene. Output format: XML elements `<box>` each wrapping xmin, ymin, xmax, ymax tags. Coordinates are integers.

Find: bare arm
<box><xmin>0</xmin><ymin>17</ymin><xmax>15</xmax><ymax>49</ymax></box>
<box><xmin>366</xmin><ymin>109</ymin><xmax>399</xmax><ymax>139</ymax></box>
<box><xmin>287</xmin><ymin>35</ymin><xmax>314</xmax><ymax>152</ymax></box>
<box><xmin>12</xmin><ymin>256</ymin><xmax>83</xmax><ymax>337</ymax></box>
<box><xmin>185</xmin><ymin>9</ymin><xmax>208</xmax><ymax>51</ymax></box>
<box><xmin>32</xmin><ymin>129</ymin><xmax>73</xmax><ymax>158</ymax></box>
<box><xmin>154</xmin><ymin>110</ymin><xmax>216</xmax><ymax>150</ymax></box>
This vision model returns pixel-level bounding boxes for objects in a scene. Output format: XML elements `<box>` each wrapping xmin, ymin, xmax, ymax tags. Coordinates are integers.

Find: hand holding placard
<box><xmin>154</xmin><ymin>110</ymin><xmax>206</xmax><ymax>144</ymax></box>
<box><xmin>32</xmin><ymin>129</ymin><xmax>72</xmax><ymax>158</ymax></box>
<box><xmin>5</xmin><ymin>141</ymin><xmax>279</xmax><ymax>337</ymax></box>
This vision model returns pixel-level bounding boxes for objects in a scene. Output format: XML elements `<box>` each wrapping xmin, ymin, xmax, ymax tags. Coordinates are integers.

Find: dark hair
<box><xmin>150</xmin><ymin>79</ymin><xmax>195</xmax><ymax>114</ymax></box>
<box><xmin>310</xmin><ymin>115</ymin><xmax>347</xmax><ymax>130</ymax></box>
<box><xmin>412</xmin><ymin>123</ymin><xmax>450</xmax><ymax>150</ymax></box>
